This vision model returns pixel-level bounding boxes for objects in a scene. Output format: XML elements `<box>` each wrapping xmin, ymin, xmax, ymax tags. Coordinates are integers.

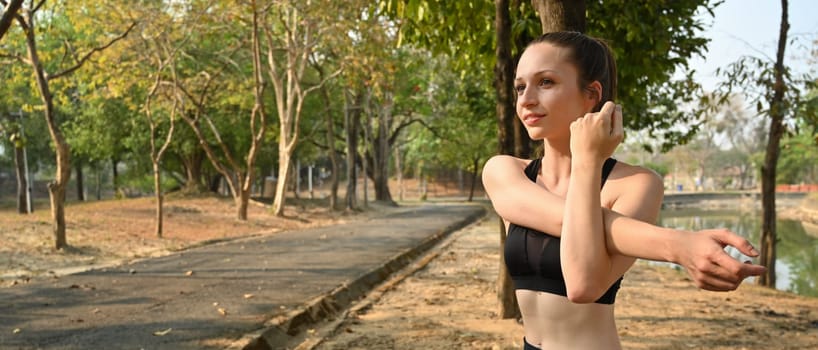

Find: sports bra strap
<box><xmin>600</xmin><ymin>158</ymin><xmax>617</xmax><ymax>188</ymax></box>
<box><xmin>523</xmin><ymin>158</ymin><xmax>542</xmax><ymax>182</ymax></box>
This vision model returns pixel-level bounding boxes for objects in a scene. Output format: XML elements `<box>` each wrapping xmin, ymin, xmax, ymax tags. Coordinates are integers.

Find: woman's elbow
<box><xmin>565</xmin><ymin>282</ymin><xmax>605</xmax><ymax>304</ymax></box>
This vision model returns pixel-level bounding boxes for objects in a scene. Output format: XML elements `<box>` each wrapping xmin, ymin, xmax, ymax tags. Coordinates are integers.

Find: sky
<box><xmin>691</xmin><ymin>0</ymin><xmax>818</xmax><ymax>91</ymax></box>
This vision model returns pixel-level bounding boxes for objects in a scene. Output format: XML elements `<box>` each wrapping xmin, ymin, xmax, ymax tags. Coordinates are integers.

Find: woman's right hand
<box><xmin>569</xmin><ymin>101</ymin><xmax>624</xmax><ymax>165</ymax></box>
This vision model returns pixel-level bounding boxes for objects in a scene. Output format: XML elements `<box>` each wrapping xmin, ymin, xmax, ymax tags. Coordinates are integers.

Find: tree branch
<box><xmin>47</xmin><ymin>21</ymin><xmax>137</xmax><ymax>80</ymax></box>
<box><xmin>389</xmin><ymin>117</ymin><xmax>440</xmax><ymax>146</ymax></box>
<box><xmin>0</xmin><ymin>0</ymin><xmax>23</xmax><ymax>41</ymax></box>
<box><xmin>31</xmin><ymin>0</ymin><xmax>45</xmax><ymax>13</ymax></box>
<box><xmin>0</xmin><ymin>50</ymin><xmax>29</xmax><ymax>64</ymax></box>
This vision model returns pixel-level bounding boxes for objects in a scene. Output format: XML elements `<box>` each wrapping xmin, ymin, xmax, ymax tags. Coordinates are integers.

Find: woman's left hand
<box><xmin>569</xmin><ymin>101</ymin><xmax>624</xmax><ymax>164</ymax></box>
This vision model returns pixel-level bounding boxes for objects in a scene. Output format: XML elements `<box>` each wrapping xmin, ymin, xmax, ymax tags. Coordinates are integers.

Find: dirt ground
<box><xmin>0</xmin><ymin>194</ymin><xmax>355</xmax><ymax>283</ymax></box>
<box><xmin>2</xmin><ymin>195</ymin><xmax>818</xmax><ymax>349</ymax></box>
<box><xmin>313</xmin><ymin>213</ymin><xmax>818</xmax><ymax>350</ymax></box>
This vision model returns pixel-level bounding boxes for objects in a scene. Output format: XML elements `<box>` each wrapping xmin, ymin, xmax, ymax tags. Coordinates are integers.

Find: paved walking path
<box><xmin>0</xmin><ymin>203</ymin><xmax>485</xmax><ymax>350</ymax></box>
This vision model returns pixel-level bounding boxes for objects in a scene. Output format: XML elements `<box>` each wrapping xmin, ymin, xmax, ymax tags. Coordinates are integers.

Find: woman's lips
<box><xmin>522</xmin><ymin>114</ymin><xmax>544</xmax><ymax>126</ymax></box>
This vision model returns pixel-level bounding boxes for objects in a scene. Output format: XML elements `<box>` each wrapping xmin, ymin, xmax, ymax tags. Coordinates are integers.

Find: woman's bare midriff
<box><xmin>517</xmin><ymin>290</ymin><xmax>621</xmax><ymax>350</ymax></box>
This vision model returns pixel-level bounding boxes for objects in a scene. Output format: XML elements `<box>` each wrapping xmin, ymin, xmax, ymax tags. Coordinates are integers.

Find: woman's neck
<box><xmin>539</xmin><ymin>138</ymin><xmax>573</xmax><ymax>192</ymax></box>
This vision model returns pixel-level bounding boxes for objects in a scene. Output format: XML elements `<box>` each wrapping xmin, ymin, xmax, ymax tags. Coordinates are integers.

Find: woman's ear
<box><xmin>585</xmin><ymin>81</ymin><xmax>603</xmax><ymax>109</ymax></box>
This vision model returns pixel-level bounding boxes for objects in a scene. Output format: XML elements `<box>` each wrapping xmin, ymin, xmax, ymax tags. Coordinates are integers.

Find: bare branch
<box><xmin>0</xmin><ymin>0</ymin><xmax>23</xmax><ymax>41</ymax></box>
<box><xmin>31</xmin><ymin>0</ymin><xmax>45</xmax><ymax>13</ymax></box>
<box><xmin>302</xmin><ymin>67</ymin><xmax>342</xmax><ymax>96</ymax></box>
<box><xmin>0</xmin><ymin>50</ymin><xmax>29</xmax><ymax>64</ymax></box>
<box><xmin>47</xmin><ymin>21</ymin><xmax>137</xmax><ymax>80</ymax></box>
<box><xmin>389</xmin><ymin>118</ymin><xmax>440</xmax><ymax>146</ymax></box>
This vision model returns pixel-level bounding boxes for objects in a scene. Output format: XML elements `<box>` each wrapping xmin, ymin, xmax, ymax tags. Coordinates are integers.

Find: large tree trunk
<box><xmin>530</xmin><ymin>0</ymin><xmax>586</xmax><ymax>33</ymax></box>
<box><xmin>758</xmin><ymin>0</ymin><xmax>789</xmax><ymax>287</ymax></box>
<box><xmin>494</xmin><ymin>0</ymin><xmax>520</xmax><ymax>320</ymax></box>
<box><xmin>13</xmin><ymin>144</ymin><xmax>30</xmax><ymax>214</ymax></box>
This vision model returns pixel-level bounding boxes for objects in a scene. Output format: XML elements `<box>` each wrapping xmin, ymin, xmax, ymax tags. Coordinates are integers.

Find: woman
<box><xmin>482</xmin><ymin>32</ymin><xmax>765</xmax><ymax>350</ymax></box>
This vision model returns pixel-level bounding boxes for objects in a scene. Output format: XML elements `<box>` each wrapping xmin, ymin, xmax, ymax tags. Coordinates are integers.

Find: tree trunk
<box><xmin>237</xmin><ymin>185</ymin><xmax>250</xmax><ymax>221</ymax></box>
<box><xmin>209</xmin><ymin>174</ymin><xmax>222</xmax><ymax>193</ymax></box>
<box><xmin>76</xmin><ymin>159</ymin><xmax>85</xmax><ymax>201</ymax></box>
<box><xmin>24</xmin><ymin>15</ymin><xmax>70</xmax><ymax>249</ymax></box>
<box><xmin>372</xmin><ymin>93</ymin><xmax>395</xmax><ymax>204</ymax></box>
<box><xmin>344</xmin><ymin>91</ymin><xmax>360</xmax><ymax>211</ymax></box>
<box><xmin>395</xmin><ymin>146</ymin><xmax>404</xmax><ymax>201</ymax></box>
<box><xmin>112</xmin><ymin>158</ymin><xmax>120</xmax><ymax>198</ymax></box>
<box><xmin>495</xmin><ymin>1</ymin><xmax>516</xmax><ymax>158</ymax></box>
<box><xmin>181</xmin><ymin>150</ymin><xmax>206</xmax><ymax>193</ymax></box>
<box><xmin>530</xmin><ymin>0</ymin><xmax>586</xmax><ymax>33</ymax></box>
<box><xmin>496</xmin><ymin>217</ymin><xmax>519</xmax><ymax>319</ymax></box>
<box><xmin>494</xmin><ymin>0</ymin><xmax>520</xmax><ymax>320</ymax></box>
<box><xmin>468</xmin><ymin>156</ymin><xmax>480</xmax><ymax>202</ymax></box>
<box><xmin>758</xmin><ymin>0</ymin><xmax>789</xmax><ymax>287</ymax></box>
<box><xmin>95</xmin><ymin>166</ymin><xmax>102</xmax><ymax>200</ymax></box>
<box><xmin>362</xmin><ymin>102</ymin><xmax>370</xmax><ymax>208</ymax></box>
<box><xmin>272</xmin><ymin>149</ymin><xmax>292</xmax><ymax>216</ymax></box>
<box><xmin>14</xmin><ymin>144</ymin><xmax>29</xmax><ymax>214</ymax></box>
<box><xmin>153</xmin><ymin>162</ymin><xmax>164</xmax><ymax>237</ymax></box>
<box><xmin>320</xmin><ymin>86</ymin><xmax>340</xmax><ymax>210</ymax></box>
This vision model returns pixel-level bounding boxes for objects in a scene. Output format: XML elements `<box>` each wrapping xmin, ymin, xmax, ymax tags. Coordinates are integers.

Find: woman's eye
<box><xmin>539</xmin><ymin>79</ymin><xmax>553</xmax><ymax>87</ymax></box>
<box><xmin>515</xmin><ymin>84</ymin><xmax>526</xmax><ymax>94</ymax></box>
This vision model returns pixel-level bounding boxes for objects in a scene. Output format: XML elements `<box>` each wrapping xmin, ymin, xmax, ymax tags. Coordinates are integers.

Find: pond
<box><xmin>659</xmin><ymin>208</ymin><xmax>818</xmax><ymax>298</ymax></box>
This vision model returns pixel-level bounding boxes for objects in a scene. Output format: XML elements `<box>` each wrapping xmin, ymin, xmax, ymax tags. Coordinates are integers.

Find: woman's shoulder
<box><xmin>609</xmin><ymin>160</ymin><xmax>664</xmax><ymax>191</ymax></box>
<box><xmin>483</xmin><ymin>154</ymin><xmax>532</xmax><ymax>172</ymax></box>
<box><xmin>482</xmin><ymin>155</ymin><xmax>534</xmax><ymax>188</ymax></box>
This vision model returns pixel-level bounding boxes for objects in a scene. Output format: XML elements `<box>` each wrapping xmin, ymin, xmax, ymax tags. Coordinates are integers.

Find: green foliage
<box><xmin>777</xmin><ymin>129</ymin><xmax>818</xmax><ymax>184</ymax></box>
<box><xmin>382</xmin><ymin>0</ymin><xmax>538</xmax><ymax>76</ymax></box>
<box><xmin>385</xmin><ymin>0</ymin><xmax>721</xmax><ymax>153</ymax></box>
<box><xmin>1</xmin><ymin>1</ymin><xmax>731</xmax><ymax>202</ymax></box>
<box><xmin>587</xmin><ymin>0</ymin><xmax>720</xmax><ymax>151</ymax></box>
<box><xmin>715</xmin><ymin>55</ymin><xmax>818</xmax><ymax>134</ymax></box>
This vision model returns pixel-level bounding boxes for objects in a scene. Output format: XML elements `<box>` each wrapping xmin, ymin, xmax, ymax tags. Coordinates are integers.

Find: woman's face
<box><xmin>514</xmin><ymin>43</ymin><xmax>598</xmax><ymax>141</ymax></box>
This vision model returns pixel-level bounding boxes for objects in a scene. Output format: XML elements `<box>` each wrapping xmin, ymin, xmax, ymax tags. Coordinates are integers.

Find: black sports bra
<box><xmin>504</xmin><ymin>157</ymin><xmax>622</xmax><ymax>305</ymax></box>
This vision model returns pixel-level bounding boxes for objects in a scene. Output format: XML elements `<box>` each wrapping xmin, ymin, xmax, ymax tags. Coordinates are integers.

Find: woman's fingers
<box><xmin>612</xmin><ymin>104</ymin><xmax>624</xmax><ymax>137</ymax></box>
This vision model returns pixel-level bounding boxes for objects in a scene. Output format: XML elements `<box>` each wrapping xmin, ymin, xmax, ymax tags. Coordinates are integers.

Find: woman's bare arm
<box><xmin>483</xmin><ymin>155</ymin><xmax>766</xmax><ymax>291</ymax></box>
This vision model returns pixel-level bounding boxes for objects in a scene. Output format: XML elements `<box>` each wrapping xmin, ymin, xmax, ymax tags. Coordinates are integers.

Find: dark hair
<box><xmin>525</xmin><ymin>31</ymin><xmax>617</xmax><ymax>112</ymax></box>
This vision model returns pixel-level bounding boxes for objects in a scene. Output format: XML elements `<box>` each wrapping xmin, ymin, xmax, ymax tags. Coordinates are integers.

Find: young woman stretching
<box><xmin>482</xmin><ymin>31</ymin><xmax>765</xmax><ymax>350</ymax></box>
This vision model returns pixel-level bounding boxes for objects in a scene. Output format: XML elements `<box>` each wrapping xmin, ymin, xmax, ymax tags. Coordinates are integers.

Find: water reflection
<box><xmin>659</xmin><ymin>208</ymin><xmax>818</xmax><ymax>298</ymax></box>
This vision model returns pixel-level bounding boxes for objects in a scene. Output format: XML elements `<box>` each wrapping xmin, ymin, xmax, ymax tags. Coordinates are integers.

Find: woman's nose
<box><xmin>517</xmin><ymin>86</ymin><xmax>537</xmax><ymax>108</ymax></box>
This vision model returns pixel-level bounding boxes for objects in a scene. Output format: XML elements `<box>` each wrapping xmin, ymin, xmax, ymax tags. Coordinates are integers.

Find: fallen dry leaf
<box><xmin>217</xmin><ymin>308</ymin><xmax>227</xmax><ymax>316</ymax></box>
<box><xmin>243</xmin><ymin>293</ymin><xmax>254</xmax><ymax>299</ymax></box>
<box><xmin>12</xmin><ymin>328</ymin><xmax>21</xmax><ymax>334</ymax></box>
<box><xmin>185</xmin><ymin>270</ymin><xmax>194</xmax><ymax>276</ymax></box>
<box><xmin>153</xmin><ymin>328</ymin><xmax>172</xmax><ymax>336</ymax></box>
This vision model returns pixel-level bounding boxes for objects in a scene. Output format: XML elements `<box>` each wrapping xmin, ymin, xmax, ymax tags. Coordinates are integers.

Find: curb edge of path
<box><xmin>227</xmin><ymin>204</ymin><xmax>487</xmax><ymax>350</ymax></box>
